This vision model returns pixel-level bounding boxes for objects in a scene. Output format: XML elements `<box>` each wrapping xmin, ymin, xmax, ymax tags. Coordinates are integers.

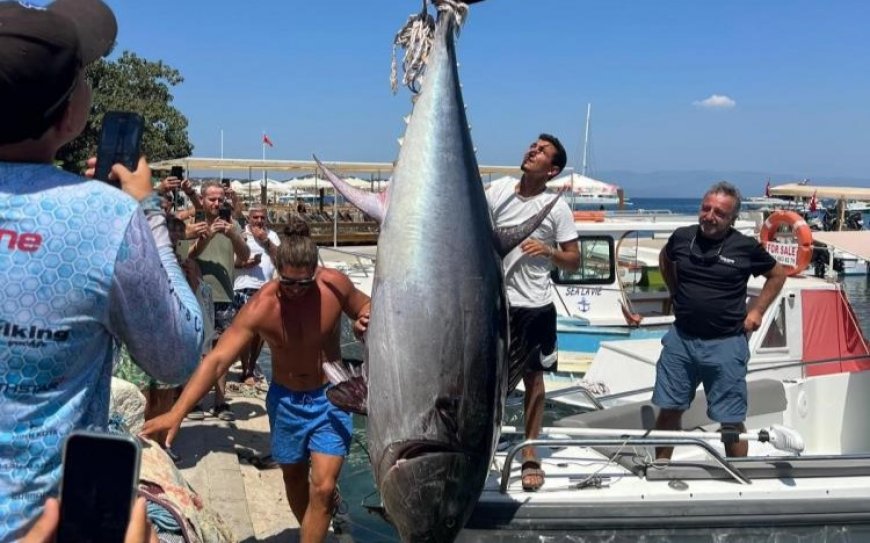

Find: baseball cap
<box><xmin>0</xmin><ymin>0</ymin><xmax>117</xmax><ymax>143</ymax></box>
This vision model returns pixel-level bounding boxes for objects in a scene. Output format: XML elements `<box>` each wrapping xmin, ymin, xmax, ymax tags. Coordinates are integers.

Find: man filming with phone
<box><xmin>188</xmin><ymin>181</ymin><xmax>250</xmax><ymax>421</ymax></box>
<box><xmin>233</xmin><ymin>204</ymin><xmax>280</xmax><ymax>386</ymax></box>
<box><xmin>0</xmin><ymin>0</ymin><xmax>204</xmax><ymax>540</ymax></box>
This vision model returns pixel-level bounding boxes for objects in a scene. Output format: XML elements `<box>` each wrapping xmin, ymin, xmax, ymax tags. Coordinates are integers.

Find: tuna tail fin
<box><xmin>492</xmin><ymin>194</ymin><xmax>563</xmax><ymax>258</ymax></box>
<box><xmin>324</xmin><ymin>359</ymin><xmax>368</xmax><ymax>416</ymax></box>
<box><xmin>313</xmin><ymin>155</ymin><xmax>387</xmax><ymax>225</ymax></box>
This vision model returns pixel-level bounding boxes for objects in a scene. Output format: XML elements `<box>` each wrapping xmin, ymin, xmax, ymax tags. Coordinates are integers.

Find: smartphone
<box><xmin>221</xmin><ymin>178</ymin><xmax>231</xmax><ymax>188</ymax></box>
<box><xmin>170</xmin><ymin>165</ymin><xmax>184</xmax><ymax>179</ymax></box>
<box><xmin>195</xmin><ymin>210</ymin><xmax>206</xmax><ymax>223</ymax></box>
<box><xmin>218</xmin><ymin>205</ymin><xmax>232</xmax><ymax>222</ymax></box>
<box><xmin>94</xmin><ymin>111</ymin><xmax>144</xmax><ymax>187</ymax></box>
<box><xmin>56</xmin><ymin>431</ymin><xmax>141</xmax><ymax>543</ymax></box>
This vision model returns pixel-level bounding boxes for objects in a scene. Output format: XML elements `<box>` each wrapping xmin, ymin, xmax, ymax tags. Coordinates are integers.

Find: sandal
<box><xmin>521</xmin><ymin>460</ymin><xmax>545</xmax><ymax>492</ymax></box>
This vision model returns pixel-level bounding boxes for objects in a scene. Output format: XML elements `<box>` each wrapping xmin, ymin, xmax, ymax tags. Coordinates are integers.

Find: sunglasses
<box><xmin>279</xmin><ymin>275</ymin><xmax>316</xmax><ymax>288</ymax></box>
<box><xmin>688</xmin><ymin>235</ymin><xmax>725</xmax><ymax>265</ymax></box>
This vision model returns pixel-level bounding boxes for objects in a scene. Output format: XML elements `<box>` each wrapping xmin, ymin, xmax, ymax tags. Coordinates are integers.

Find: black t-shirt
<box><xmin>665</xmin><ymin>225</ymin><xmax>777</xmax><ymax>339</ymax></box>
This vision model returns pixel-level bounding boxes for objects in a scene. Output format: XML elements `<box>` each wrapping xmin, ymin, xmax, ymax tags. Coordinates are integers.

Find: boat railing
<box><xmin>550</xmin><ymin>352</ymin><xmax>870</xmax><ymax>409</ymax></box>
<box><xmin>608</xmin><ymin>209</ymin><xmax>675</xmax><ymax>217</ymax></box>
<box><xmin>497</xmin><ymin>435</ymin><xmax>751</xmax><ymax>491</ymax></box>
<box><xmin>318</xmin><ymin>247</ymin><xmax>376</xmax><ymax>277</ymax></box>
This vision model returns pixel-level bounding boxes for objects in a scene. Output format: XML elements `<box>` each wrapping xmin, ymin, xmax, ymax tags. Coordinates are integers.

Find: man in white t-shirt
<box><xmin>234</xmin><ymin>204</ymin><xmax>281</xmax><ymax>385</ymax></box>
<box><xmin>486</xmin><ymin>133</ymin><xmax>580</xmax><ymax>491</ymax></box>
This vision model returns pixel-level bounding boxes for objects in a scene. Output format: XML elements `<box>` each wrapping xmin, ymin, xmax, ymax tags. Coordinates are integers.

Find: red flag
<box><xmin>262</xmin><ymin>134</ymin><xmax>273</xmax><ymax>147</ymax></box>
<box><xmin>764</xmin><ymin>180</ymin><xmax>770</xmax><ymax>197</ymax></box>
<box><xmin>809</xmin><ymin>190</ymin><xmax>818</xmax><ymax>212</ymax></box>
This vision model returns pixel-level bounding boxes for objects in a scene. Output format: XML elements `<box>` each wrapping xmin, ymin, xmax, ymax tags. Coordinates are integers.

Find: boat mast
<box><xmin>581</xmin><ymin>103</ymin><xmax>591</xmax><ymax>177</ymax></box>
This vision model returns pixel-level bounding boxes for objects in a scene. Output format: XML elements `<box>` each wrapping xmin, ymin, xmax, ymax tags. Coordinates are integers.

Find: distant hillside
<box><xmin>595</xmin><ymin>170</ymin><xmax>869</xmax><ymax>198</ymax></box>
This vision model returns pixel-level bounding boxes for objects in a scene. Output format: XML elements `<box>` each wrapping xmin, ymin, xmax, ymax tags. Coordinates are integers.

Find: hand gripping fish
<box><xmin>314</xmin><ymin>2</ymin><xmax>560</xmax><ymax>541</ymax></box>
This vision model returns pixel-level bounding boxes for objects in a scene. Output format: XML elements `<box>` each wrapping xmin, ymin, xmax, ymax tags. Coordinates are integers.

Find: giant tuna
<box><xmin>315</xmin><ymin>3</ymin><xmax>558</xmax><ymax>541</ymax></box>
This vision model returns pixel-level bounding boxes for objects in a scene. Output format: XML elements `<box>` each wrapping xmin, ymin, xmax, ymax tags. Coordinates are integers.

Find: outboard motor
<box><xmin>812</xmin><ymin>246</ymin><xmax>830</xmax><ymax>278</ymax></box>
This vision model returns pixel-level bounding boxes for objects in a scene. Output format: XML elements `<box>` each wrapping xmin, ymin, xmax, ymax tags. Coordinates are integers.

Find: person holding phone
<box><xmin>187</xmin><ymin>180</ymin><xmax>250</xmax><ymax>421</ymax></box>
<box><xmin>0</xmin><ymin>1</ymin><xmax>204</xmax><ymax>539</ymax></box>
<box><xmin>233</xmin><ymin>204</ymin><xmax>281</xmax><ymax>386</ymax></box>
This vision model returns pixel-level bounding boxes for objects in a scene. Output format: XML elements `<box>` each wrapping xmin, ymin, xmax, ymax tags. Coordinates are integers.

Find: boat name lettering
<box><xmin>565</xmin><ymin>287</ymin><xmax>603</xmax><ymax>297</ymax></box>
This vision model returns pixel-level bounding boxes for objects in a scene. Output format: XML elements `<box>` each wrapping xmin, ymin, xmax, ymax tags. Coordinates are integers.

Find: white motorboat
<box><xmin>551</xmin><ymin>214</ymin><xmax>758</xmax><ymax>363</ymax></box>
<box><xmin>461</xmin><ymin>365</ymin><xmax>870</xmax><ymax>541</ymax></box>
<box><xmin>547</xmin><ymin>267</ymin><xmax>870</xmax><ymax>409</ymax></box>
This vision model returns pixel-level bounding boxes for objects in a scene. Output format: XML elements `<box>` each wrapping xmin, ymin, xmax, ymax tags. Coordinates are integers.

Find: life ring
<box><xmin>573</xmin><ymin>210</ymin><xmax>606</xmax><ymax>222</ymax></box>
<box><xmin>759</xmin><ymin>210</ymin><xmax>813</xmax><ymax>276</ymax></box>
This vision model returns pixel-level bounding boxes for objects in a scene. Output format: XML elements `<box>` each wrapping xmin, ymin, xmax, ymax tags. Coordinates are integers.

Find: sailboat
<box><xmin>546</xmin><ymin>104</ymin><xmax>623</xmax><ymax>208</ymax></box>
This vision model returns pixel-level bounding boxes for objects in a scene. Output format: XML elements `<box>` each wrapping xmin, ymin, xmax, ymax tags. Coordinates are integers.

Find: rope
<box><xmin>390</xmin><ymin>0</ymin><xmax>469</xmax><ymax>94</ymax></box>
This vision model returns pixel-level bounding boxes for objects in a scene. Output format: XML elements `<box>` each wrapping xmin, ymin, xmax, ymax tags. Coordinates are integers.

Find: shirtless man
<box><xmin>142</xmin><ymin>228</ymin><xmax>370</xmax><ymax>543</ymax></box>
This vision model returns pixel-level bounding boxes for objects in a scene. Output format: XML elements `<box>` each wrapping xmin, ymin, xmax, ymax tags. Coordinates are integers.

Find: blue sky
<box><xmin>98</xmin><ymin>0</ymin><xmax>870</xmax><ymax>188</ymax></box>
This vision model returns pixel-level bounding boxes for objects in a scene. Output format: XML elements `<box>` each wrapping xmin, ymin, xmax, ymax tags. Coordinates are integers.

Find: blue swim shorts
<box><xmin>265</xmin><ymin>382</ymin><xmax>353</xmax><ymax>464</ymax></box>
<box><xmin>651</xmin><ymin>326</ymin><xmax>749</xmax><ymax>424</ymax></box>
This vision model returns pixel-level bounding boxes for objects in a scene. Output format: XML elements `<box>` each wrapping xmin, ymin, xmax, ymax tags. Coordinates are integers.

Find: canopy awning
<box><xmin>769</xmin><ymin>183</ymin><xmax>870</xmax><ymax>200</ymax></box>
<box><xmin>150</xmin><ymin>157</ymin><xmax>521</xmax><ymax>177</ymax></box>
<box><xmin>813</xmin><ymin>231</ymin><xmax>870</xmax><ymax>261</ymax></box>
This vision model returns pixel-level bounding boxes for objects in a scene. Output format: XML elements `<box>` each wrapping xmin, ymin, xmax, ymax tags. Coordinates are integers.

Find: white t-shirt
<box><xmin>233</xmin><ymin>227</ymin><xmax>281</xmax><ymax>291</ymax></box>
<box><xmin>486</xmin><ymin>177</ymin><xmax>576</xmax><ymax>308</ymax></box>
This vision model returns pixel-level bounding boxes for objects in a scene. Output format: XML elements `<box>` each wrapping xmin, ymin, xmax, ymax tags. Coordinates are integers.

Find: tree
<box><xmin>57</xmin><ymin>51</ymin><xmax>193</xmax><ymax>172</ymax></box>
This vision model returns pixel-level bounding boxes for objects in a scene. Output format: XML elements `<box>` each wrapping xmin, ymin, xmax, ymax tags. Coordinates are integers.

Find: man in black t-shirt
<box><xmin>652</xmin><ymin>182</ymin><xmax>786</xmax><ymax>458</ymax></box>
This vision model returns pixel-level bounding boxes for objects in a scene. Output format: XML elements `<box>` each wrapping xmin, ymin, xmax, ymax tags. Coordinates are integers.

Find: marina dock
<box><xmin>170</xmin><ymin>367</ymin><xmax>351</xmax><ymax>542</ymax></box>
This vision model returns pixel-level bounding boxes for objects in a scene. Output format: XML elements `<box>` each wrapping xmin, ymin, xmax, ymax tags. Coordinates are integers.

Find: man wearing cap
<box><xmin>0</xmin><ymin>1</ymin><xmax>204</xmax><ymax>539</ymax></box>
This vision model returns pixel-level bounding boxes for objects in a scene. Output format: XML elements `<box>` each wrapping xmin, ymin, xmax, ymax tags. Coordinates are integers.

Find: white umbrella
<box><xmin>546</xmin><ymin>173</ymin><xmax>619</xmax><ymax>195</ymax></box>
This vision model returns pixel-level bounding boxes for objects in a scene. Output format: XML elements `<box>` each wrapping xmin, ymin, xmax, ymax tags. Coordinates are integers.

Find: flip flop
<box><xmin>521</xmin><ymin>460</ymin><xmax>545</xmax><ymax>492</ymax></box>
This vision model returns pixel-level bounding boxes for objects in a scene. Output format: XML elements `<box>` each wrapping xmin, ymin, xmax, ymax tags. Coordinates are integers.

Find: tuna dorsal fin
<box><xmin>492</xmin><ymin>194</ymin><xmax>563</xmax><ymax>258</ymax></box>
<box><xmin>313</xmin><ymin>155</ymin><xmax>387</xmax><ymax>225</ymax></box>
<box><xmin>323</xmin><ymin>359</ymin><xmax>368</xmax><ymax>416</ymax></box>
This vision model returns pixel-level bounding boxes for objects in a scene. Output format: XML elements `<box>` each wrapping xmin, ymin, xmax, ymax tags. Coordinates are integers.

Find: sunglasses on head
<box><xmin>279</xmin><ymin>275</ymin><xmax>316</xmax><ymax>288</ymax></box>
<box><xmin>688</xmin><ymin>235</ymin><xmax>725</xmax><ymax>265</ymax></box>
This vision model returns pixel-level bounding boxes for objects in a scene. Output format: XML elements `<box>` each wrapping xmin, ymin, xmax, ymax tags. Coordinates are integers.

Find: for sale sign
<box><xmin>765</xmin><ymin>242</ymin><xmax>798</xmax><ymax>267</ymax></box>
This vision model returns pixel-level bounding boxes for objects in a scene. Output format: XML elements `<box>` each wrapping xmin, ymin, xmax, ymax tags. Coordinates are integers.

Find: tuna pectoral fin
<box><xmin>324</xmin><ymin>359</ymin><xmax>368</xmax><ymax>416</ymax></box>
<box><xmin>492</xmin><ymin>194</ymin><xmax>563</xmax><ymax>258</ymax></box>
<box><xmin>313</xmin><ymin>155</ymin><xmax>387</xmax><ymax>224</ymax></box>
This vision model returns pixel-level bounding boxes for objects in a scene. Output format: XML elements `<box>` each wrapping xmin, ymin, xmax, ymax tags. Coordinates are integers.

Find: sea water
<box><xmin>265</xmin><ymin>197</ymin><xmax>870</xmax><ymax>542</ymax></box>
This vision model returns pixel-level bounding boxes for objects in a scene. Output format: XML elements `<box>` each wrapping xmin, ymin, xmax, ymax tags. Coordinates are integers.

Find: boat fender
<box><xmin>759</xmin><ymin>210</ymin><xmax>813</xmax><ymax>276</ymax></box>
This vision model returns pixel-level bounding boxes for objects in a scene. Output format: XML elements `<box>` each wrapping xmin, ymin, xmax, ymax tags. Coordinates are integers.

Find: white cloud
<box><xmin>693</xmin><ymin>94</ymin><xmax>736</xmax><ymax>109</ymax></box>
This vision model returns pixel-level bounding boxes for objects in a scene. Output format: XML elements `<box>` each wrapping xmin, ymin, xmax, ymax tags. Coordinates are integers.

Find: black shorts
<box><xmin>507</xmin><ymin>303</ymin><xmax>558</xmax><ymax>392</ymax></box>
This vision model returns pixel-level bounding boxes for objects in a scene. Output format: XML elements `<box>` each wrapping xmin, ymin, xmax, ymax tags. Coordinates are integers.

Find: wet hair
<box><xmin>704</xmin><ymin>181</ymin><xmax>742</xmax><ymax>220</ymax></box>
<box><xmin>277</xmin><ymin>217</ymin><xmax>318</xmax><ymax>270</ymax></box>
<box><xmin>282</xmin><ymin>214</ymin><xmax>310</xmax><ymax>238</ymax></box>
<box><xmin>539</xmin><ymin>133</ymin><xmax>567</xmax><ymax>175</ymax></box>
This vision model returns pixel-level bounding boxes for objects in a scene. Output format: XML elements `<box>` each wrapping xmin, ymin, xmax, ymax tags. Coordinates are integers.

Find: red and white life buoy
<box><xmin>759</xmin><ymin>210</ymin><xmax>813</xmax><ymax>276</ymax></box>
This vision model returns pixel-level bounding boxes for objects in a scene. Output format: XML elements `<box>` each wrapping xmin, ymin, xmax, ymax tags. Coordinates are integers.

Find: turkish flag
<box><xmin>263</xmin><ymin>134</ymin><xmax>274</xmax><ymax>147</ymax></box>
<box><xmin>809</xmin><ymin>190</ymin><xmax>818</xmax><ymax>212</ymax></box>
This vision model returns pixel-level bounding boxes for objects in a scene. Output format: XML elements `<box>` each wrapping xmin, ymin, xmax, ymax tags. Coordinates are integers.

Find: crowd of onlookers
<box><xmin>139</xmin><ymin>174</ymin><xmax>287</xmax><ymax>432</ymax></box>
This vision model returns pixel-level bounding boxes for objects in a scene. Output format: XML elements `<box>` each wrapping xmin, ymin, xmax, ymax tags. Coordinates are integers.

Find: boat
<box><xmin>460</xmin><ymin>361</ymin><xmax>870</xmax><ymax>541</ymax></box>
<box><xmin>550</xmin><ymin>214</ymin><xmax>758</xmax><ymax>370</ymax></box>
<box><xmin>769</xmin><ymin>183</ymin><xmax>870</xmax><ymax>276</ymax></box>
<box><xmin>547</xmin><ymin>258</ymin><xmax>870</xmax><ymax>409</ymax></box>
